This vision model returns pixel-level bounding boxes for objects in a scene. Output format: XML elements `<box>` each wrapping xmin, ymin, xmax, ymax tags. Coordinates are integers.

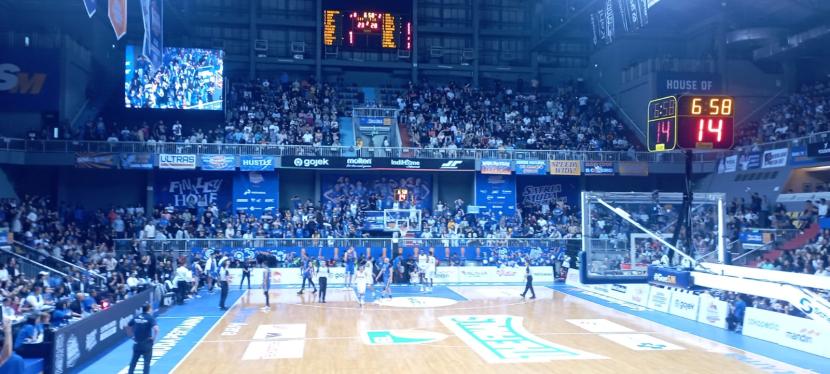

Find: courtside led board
<box><xmin>647</xmin><ymin>95</ymin><xmax>735</xmax><ymax>151</ymax></box>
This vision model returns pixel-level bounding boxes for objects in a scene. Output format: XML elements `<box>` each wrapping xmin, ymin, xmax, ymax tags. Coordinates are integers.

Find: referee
<box><xmin>520</xmin><ymin>259</ymin><xmax>536</xmax><ymax>299</ymax></box>
<box><xmin>219</xmin><ymin>261</ymin><xmax>230</xmax><ymax>310</ymax></box>
<box><xmin>126</xmin><ymin>303</ymin><xmax>158</xmax><ymax>374</ymax></box>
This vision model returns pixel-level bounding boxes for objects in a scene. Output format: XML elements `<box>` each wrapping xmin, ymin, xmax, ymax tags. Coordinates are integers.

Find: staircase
<box><xmin>398</xmin><ymin>123</ymin><xmax>413</xmax><ymax>148</ymax></box>
<box><xmin>751</xmin><ymin>223</ymin><xmax>820</xmax><ymax>265</ymax></box>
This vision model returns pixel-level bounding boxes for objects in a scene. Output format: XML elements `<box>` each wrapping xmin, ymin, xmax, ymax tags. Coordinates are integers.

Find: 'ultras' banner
<box><xmin>476</xmin><ymin>174</ymin><xmax>516</xmax><ymax>216</ymax></box>
<box><xmin>517</xmin><ymin>176</ymin><xmax>579</xmax><ymax>209</ymax></box>
<box><xmin>233</xmin><ymin>172</ymin><xmax>278</xmax><ymax>216</ymax></box>
<box><xmin>0</xmin><ymin>48</ymin><xmax>60</xmax><ymax>111</ymax></box>
<box><xmin>155</xmin><ymin>172</ymin><xmax>231</xmax><ymax>209</ymax></box>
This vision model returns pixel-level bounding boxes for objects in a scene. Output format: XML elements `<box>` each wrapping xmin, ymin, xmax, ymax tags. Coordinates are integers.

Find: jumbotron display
<box><xmin>323</xmin><ymin>0</ymin><xmax>412</xmax><ymax>51</ymax></box>
<box><xmin>124</xmin><ymin>45</ymin><xmax>224</xmax><ymax>110</ymax></box>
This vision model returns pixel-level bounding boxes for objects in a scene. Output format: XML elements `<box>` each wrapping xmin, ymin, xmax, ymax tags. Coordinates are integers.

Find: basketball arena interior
<box><xmin>1</xmin><ymin>0</ymin><xmax>830</xmax><ymax>373</ymax></box>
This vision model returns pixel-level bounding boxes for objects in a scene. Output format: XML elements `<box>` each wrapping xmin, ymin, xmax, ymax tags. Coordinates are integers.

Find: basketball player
<box><xmin>204</xmin><ymin>252</ymin><xmax>216</xmax><ymax>293</ymax></box>
<box><xmin>426</xmin><ymin>250</ymin><xmax>436</xmax><ymax>293</ymax></box>
<box><xmin>190</xmin><ymin>256</ymin><xmax>203</xmax><ymax>297</ymax></box>
<box><xmin>297</xmin><ymin>255</ymin><xmax>317</xmax><ymax>295</ymax></box>
<box><xmin>355</xmin><ymin>262</ymin><xmax>367</xmax><ymax>306</ymax></box>
<box><xmin>317</xmin><ymin>257</ymin><xmax>329</xmax><ymax>303</ymax></box>
<box><xmin>344</xmin><ymin>247</ymin><xmax>356</xmax><ymax>288</ymax></box>
<box><xmin>417</xmin><ymin>250</ymin><xmax>428</xmax><ymax>292</ymax></box>
<box><xmin>260</xmin><ymin>262</ymin><xmax>271</xmax><ymax>310</ymax></box>
<box><xmin>375</xmin><ymin>257</ymin><xmax>393</xmax><ymax>299</ymax></box>
<box><xmin>520</xmin><ymin>259</ymin><xmax>536</xmax><ymax>299</ymax></box>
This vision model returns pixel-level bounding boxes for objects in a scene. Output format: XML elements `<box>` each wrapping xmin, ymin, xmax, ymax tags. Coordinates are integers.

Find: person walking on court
<box><xmin>126</xmin><ymin>303</ymin><xmax>158</xmax><ymax>374</ymax></box>
<box><xmin>318</xmin><ymin>257</ymin><xmax>329</xmax><ymax>303</ymax></box>
<box><xmin>520</xmin><ymin>260</ymin><xmax>536</xmax><ymax>299</ymax></box>
<box><xmin>261</xmin><ymin>263</ymin><xmax>271</xmax><ymax>310</ymax></box>
<box><xmin>297</xmin><ymin>255</ymin><xmax>317</xmax><ymax>295</ymax></box>
<box><xmin>239</xmin><ymin>259</ymin><xmax>251</xmax><ymax>290</ymax></box>
<box><xmin>219</xmin><ymin>261</ymin><xmax>230</xmax><ymax>310</ymax></box>
<box><xmin>173</xmin><ymin>260</ymin><xmax>189</xmax><ymax>305</ymax></box>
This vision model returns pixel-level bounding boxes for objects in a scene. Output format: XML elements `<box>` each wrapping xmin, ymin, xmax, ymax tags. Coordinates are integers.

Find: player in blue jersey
<box><xmin>344</xmin><ymin>247</ymin><xmax>356</xmax><ymax>288</ymax></box>
<box><xmin>375</xmin><ymin>257</ymin><xmax>393</xmax><ymax>299</ymax></box>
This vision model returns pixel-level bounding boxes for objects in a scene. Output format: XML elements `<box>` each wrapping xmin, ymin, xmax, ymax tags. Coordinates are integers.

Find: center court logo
<box><xmin>439</xmin><ymin>315</ymin><xmax>604</xmax><ymax>363</ymax></box>
<box><xmin>362</xmin><ymin>330</ymin><xmax>448</xmax><ymax>345</ymax></box>
<box><xmin>375</xmin><ymin>297</ymin><xmax>458</xmax><ymax>308</ymax></box>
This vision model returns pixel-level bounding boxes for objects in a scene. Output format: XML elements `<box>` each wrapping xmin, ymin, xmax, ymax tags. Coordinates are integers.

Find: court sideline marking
<box><xmin>553</xmin><ymin>285</ymin><xmax>820</xmax><ymax>373</ymax></box>
<box><xmin>168</xmin><ymin>290</ymin><xmax>248</xmax><ymax>374</ymax></box>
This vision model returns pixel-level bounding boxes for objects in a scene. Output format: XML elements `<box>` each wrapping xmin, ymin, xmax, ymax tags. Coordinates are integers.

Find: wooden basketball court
<box><xmin>170</xmin><ymin>286</ymin><xmax>808</xmax><ymax>373</ymax></box>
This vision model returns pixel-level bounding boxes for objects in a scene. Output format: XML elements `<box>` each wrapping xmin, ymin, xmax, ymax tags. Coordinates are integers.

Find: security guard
<box><xmin>126</xmin><ymin>303</ymin><xmax>158</xmax><ymax>374</ymax></box>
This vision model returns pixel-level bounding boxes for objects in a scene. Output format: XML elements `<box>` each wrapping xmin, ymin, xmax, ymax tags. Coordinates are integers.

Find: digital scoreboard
<box><xmin>647</xmin><ymin>95</ymin><xmax>735</xmax><ymax>151</ymax></box>
<box><xmin>323</xmin><ymin>0</ymin><xmax>412</xmax><ymax>51</ymax></box>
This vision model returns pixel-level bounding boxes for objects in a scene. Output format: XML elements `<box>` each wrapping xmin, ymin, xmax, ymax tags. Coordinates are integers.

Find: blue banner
<box><xmin>476</xmin><ymin>174</ymin><xmax>516</xmax><ymax>216</ymax></box>
<box><xmin>517</xmin><ymin>176</ymin><xmax>580</xmax><ymax>209</ymax></box>
<box><xmin>513</xmin><ymin>160</ymin><xmax>547</xmax><ymax>175</ymax></box>
<box><xmin>240</xmin><ymin>155</ymin><xmax>276</xmax><ymax>171</ymax></box>
<box><xmin>155</xmin><ymin>172</ymin><xmax>232</xmax><ymax>209</ymax></box>
<box><xmin>739</xmin><ymin>229</ymin><xmax>772</xmax><ymax>246</ymax></box>
<box><xmin>357</xmin><ymin>117</ymin><xmax>391</xmax><ymax>126</ymax></box>
<box><xmin>791</xmin><ymin>145</ymin><xmax>815</xmax><ymax>166</ymax></box>
<box><xmin>200</xmin><ymin>154</ymin><xmax>236</xmax><ymax>171</ymax></box>
<box><xmin>321</xmin><ymin>175</ymin><xmax>432</xmax><ymax>210</ymax></box>
<box><xmin>120</xmin><ymin>153</ymin><xmax>154</xmax><ymax>169</ymax></box>
<box><xmin>0</xmin><ymin>48</ymin><xmax>60</xmax><ymax>111</ymax></box>
<box><xmin>655</xmin><ymin>72</ymin><xmax>722</xmax><ymax>96</ymax></box>
<box><xmin>233</xmin><ymin>172</ymin><xmax>278</xmax><ymax>216</ymax></box>
<box><xmin>583</xmin><ymin>161</ymin><xmax>615</xmax><ymax>175</ymax></box>
<box><xmin>647</xmin><ymin>265</ymin><xmax>693</xmax><ymax>289</ymax></box>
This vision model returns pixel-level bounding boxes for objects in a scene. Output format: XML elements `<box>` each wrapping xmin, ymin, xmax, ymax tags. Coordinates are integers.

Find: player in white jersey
<box><xmin>355</xmin><ymin>263</ymin><xmax>368</xmax><ymax>306</ymax></box>
<box><xmin>417</xmin><ymin>251</ymin><xmax>428</xmax><ymax>292</ymax></box>
<box><xmin>426</xmin><ymin>251</ymin><xmax>436</xmax><ymax>293</ymax></box>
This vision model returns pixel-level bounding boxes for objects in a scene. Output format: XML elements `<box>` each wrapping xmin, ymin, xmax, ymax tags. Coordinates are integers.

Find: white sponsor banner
<box><xmin>742</xmin><ymin>307</ymin><xmax>830</xmax><ymax>358</ymax></box>
<box><xmin>696</xmin><ymin>293</ymin><xmax>729</xmax><ymax>329</ymax></box>
<box><xmin>646</xmin><ymin>287</ymin><xmax>671</xmax><ymax>313</ymax></box>
<box><xmin>158</xmin><ymin>153</ymin><xmax>196</xmax><ymax>169</ymax></box>
<box><xmin>723</xmin><ymin>155</ymin><xmax>737</xmax><ymax>173</ymax></box>
<box><xmin>761</xmin><ymin>148</ymin><xmax>788</xmax><ymax>169</ymax></box>
<box><xmin>623</xmin><ymin>284</ymin><xmax>650</xmax><ymax>307</ymax></box>
<box><xmin>668</xmin><ymin>290</ymin><xmax>700</xmax><ymax>321</ymax></box>
<box><xmin>566</xmin><ymin>319</ymin><xmax>634</xmax><ymax>333</ymax></box>
<box><xmin>598</xmin><ymin>333</ymin><xmax>684</xmax><ymax>351</ymax></box>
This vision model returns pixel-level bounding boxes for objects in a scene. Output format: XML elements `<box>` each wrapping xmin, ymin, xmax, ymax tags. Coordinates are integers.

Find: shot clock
<box><xmin>647</xmin><ymin>94</ymin><xmax>734</xmax><ymax>151</ymax></box>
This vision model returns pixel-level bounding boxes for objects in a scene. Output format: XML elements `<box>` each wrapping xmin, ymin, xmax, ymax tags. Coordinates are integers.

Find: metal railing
<box><xmin>0</xmin><ymin>137</ymin><xmax>723</xmax><ymax>164</ymax></box>
<box><xmin>114</xmin><ymin>237</ymin><xmax>581</xmax><ymax>256</ymax></box>
<box><xmin>0</xmin><ymin>246</ymin><xmax>75</xmax><ymax>281</ymax></box>
<box><xmin>12</xmin><ymin>241</ymin><xmax>105</xmax><ymax>283</ymax></box>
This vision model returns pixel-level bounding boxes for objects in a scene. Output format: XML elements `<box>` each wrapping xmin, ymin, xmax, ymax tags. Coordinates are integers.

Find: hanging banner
<box><xmin>159</xmin><ymin>154</ymin><xmax>197</xmax><ymax>170</ymax></box>
<box><xmin>120</xmin><ymin>153</ymin><xmax>154</xmax><ymax>169</ymax></box>
<box><xmin>240</xmin><ymin>155</ymin><xmax>276</xmax><ymax>171</ymax></box>
<box><xmin>108</xmin><ymin>0</ymin><xmax>127</xmax><ymax>40</ymax></box>
<box><xmin>737</xmin><ymin>151</ymin><xmax>762</xmax><ymax>171</ymax></box>
<box><xmin>141</xmin><ymin>0</ymin><xmax>163</xmax><ymax>69</ymax></box>
<box><xmin>481</xmin><ymin>159</ymin><xmax>512</xmax><ymax>175</ymax></box>
<box><xmin>475</xmin><ymin>174</ymin><xmax>516</xmax><ymax>216</ymax></box>
<box><xmin>200</xmin><ymin>154</ymin><xmax>236</xmax><ymax>171</ymax></box>
<box><xmin>618</xmin><ymin>161</ymin><xmax>648</xmax><ymax>176</ymax></box>
<box><xmin>717</xmin><ymin>155</ymin><xmax>737</xmax><ymax>174</ymax></box>
<box><xmin>233</xmin><ymin>172</ymin><xmax>278</xmax><ymax>216</ymax></box>
<box><xmin>761</xmin><ymin>148</ymin><xmax>788</xmax><ymax>169</ymax></box>
<box><xmin>583</xmin><ymin>161</ymin><xmax>615</xmax><ymax>175</ymax></box>
<box><xmin>549</xmin><ymin>160</ymin><xmax>581</xmax><ymax>176</ymax></box>
<box><xmin>155</xmin><ymin>172</ymin><xmax>231</xmax><ymax>209</ymax></box>
<box><xmin>514</xmin><ymin>160</ymin><xmax>547</xmax><ymax>175</ymax></box>
<box><xmin>75</xmin><ymin>153</ymin><xmax>117</xmax><ymax>169</ymax></box>
<box><xmin>83</xmin><ymin>0</ymin><xmax>97</xmax><ymax>17</ymax></box>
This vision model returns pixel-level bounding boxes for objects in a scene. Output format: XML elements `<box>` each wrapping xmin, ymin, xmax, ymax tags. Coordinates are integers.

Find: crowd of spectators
<box><xmin>125</xmin><ymin>47</ymin><xmax>224</xmax><ymax>110</ymax></box>
<box><xmin>736</xmin><ymin>79</ymin><xmax>829</xmax><ymax>147</ymax></box>
<box><xmin>395</xmin><ymin>80</ymin><xmax>637</xmax><ymax>153</ymax></box>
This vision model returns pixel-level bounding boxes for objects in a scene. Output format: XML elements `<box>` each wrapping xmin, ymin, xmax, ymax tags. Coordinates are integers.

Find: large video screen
<box><xmin>323</xmin><ymin>0</ymin><xmax>412</xmax><ymax>51</ymax></box>
<box><xmin>124</xmin><ymin>45</ymin><xmax>224</xmax><ymax>110</ymax></box>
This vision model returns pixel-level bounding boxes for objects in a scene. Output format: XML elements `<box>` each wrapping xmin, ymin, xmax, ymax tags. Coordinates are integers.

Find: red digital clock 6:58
<box><xmin>647</xmin><ymin>95</ymin><xmax>735</xmax><ymax>152</ymax></box>
<box><xmin>677</xmin><ymin>95</ymin><xmax>734</xmax><ymax>150</ymax></box>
